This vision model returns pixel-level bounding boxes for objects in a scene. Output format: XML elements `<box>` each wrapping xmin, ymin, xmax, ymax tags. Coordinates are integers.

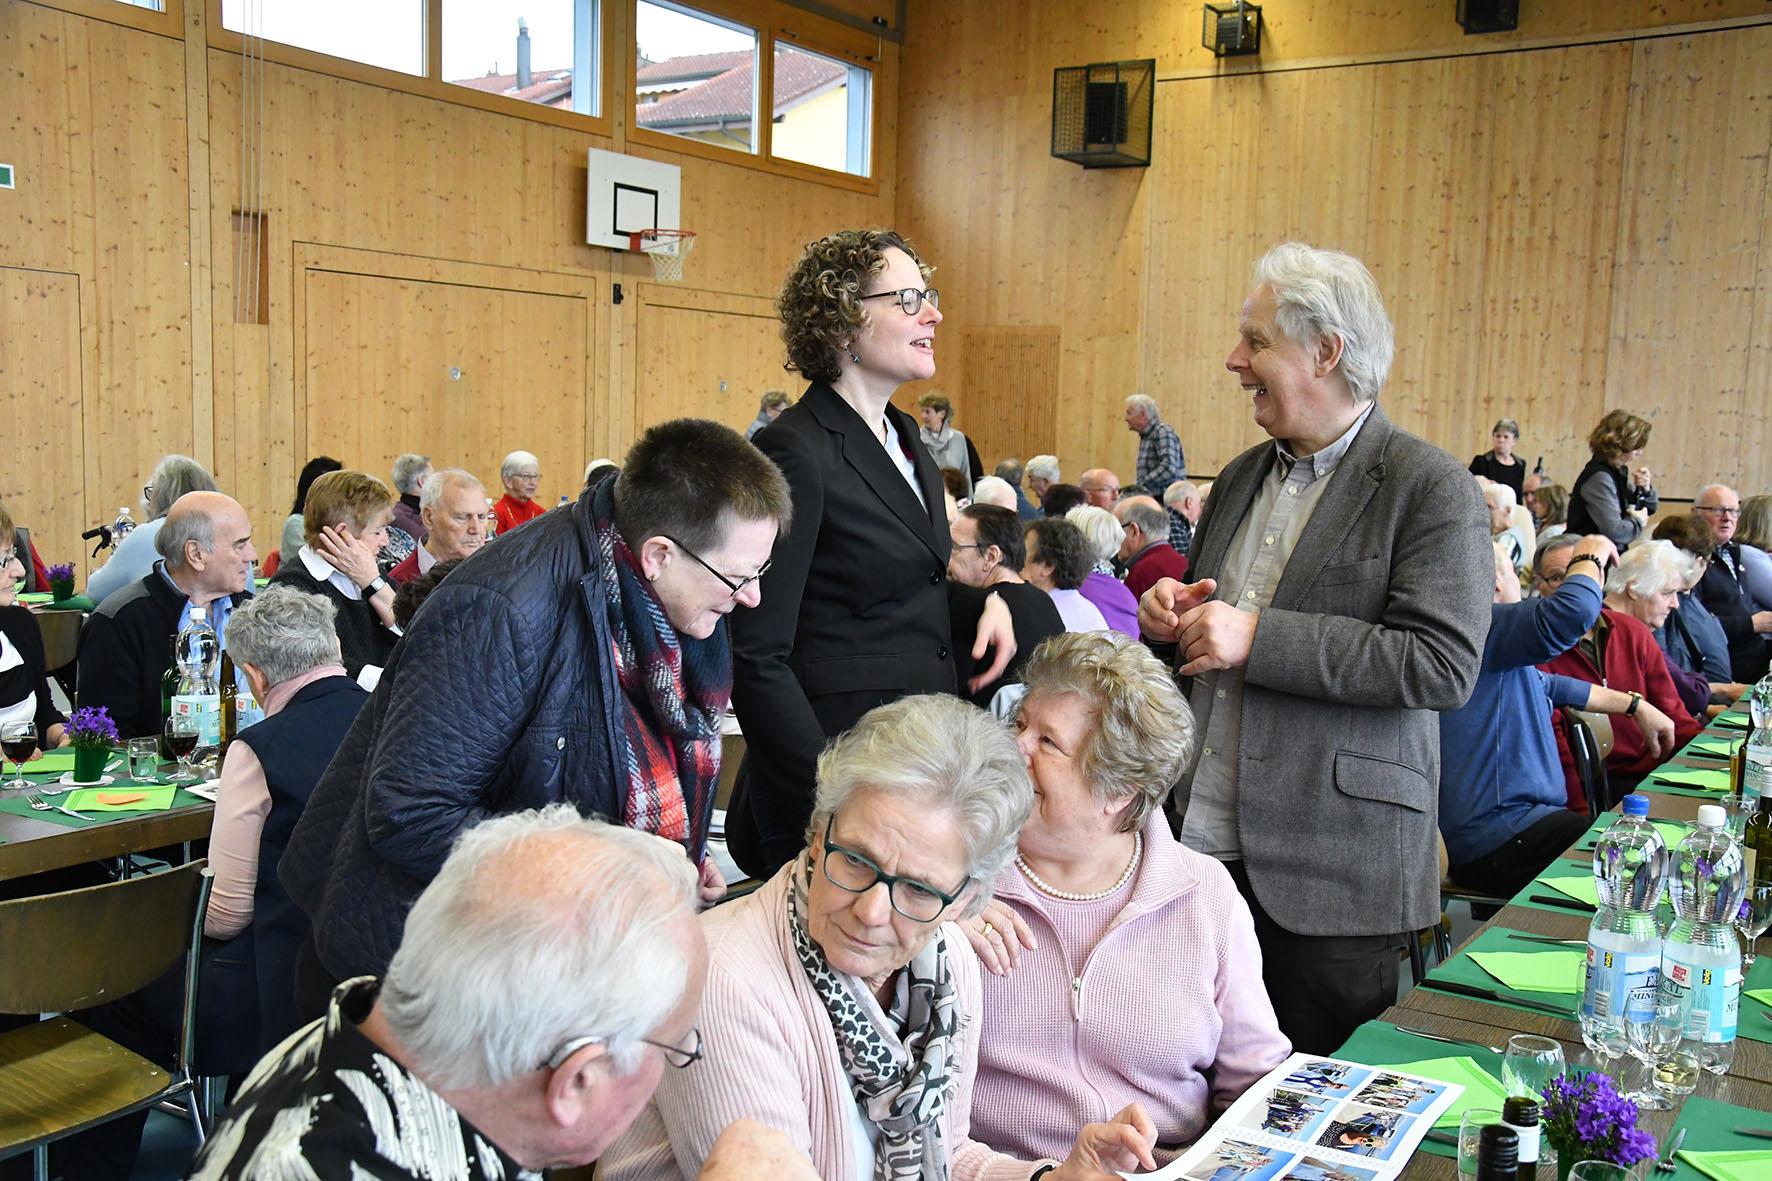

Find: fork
<box><xmin>1654</xmin><ymin>1128</ymin><xmax>1686</xmax><ymax>1173</ymax></box>
<box><xmin>25</xmin><ymin>792</ymin><xmax>97</xmax><ymax>823</ymax></box>
<box><xmin>1393</xmin><ymin>1024</ymin><xmax>1507</xmax><ymax>1054</ymax></box>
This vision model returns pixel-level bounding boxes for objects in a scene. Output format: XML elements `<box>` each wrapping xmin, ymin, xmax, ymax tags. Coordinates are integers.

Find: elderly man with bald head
<box><xmin>1693</xmin><ymin>483</ymin><xmax>1772</xmax><ymax>682</ymax></box>
<box><xmin>77</xmin><ymin>490</ymin><xmax>257</xmax><ymax>737</ymax></box>
<box><xmin>1080</xmin><ymin>468</ymin><xmax>1122</xmax><ymax>509</ymax></box>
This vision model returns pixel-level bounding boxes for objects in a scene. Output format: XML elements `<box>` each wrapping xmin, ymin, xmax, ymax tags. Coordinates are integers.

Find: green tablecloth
<box><xmin>1421</xmin><ymin>925</ymin><xmax>1582</xmax><ymax>1017</ymax></box>
<box><xmin>18</xmin><ymin>591</ymin><xmax>94</xmax><ymax>611</ymax></box>
<box><xmin>1572</xmin><ymin>815</ymin><xmax>1689</xmax><ymax>853</ymax></box>
<box><xmin>0</xmin><ymin>784</ymin><xmax>207</xmax><ymax>828</ymax></box>
<box><xmin>1664</xmin><ymin>1095</ymin><xmax>1772</xmax><ymax>1181</ymax></box>
<box><xmin>1736</xmin><ymin>959</ymin><xmax>1772</xmax><ymax>1045</ymax></box>
<box><xmin>1333</xmin><ymin>1020</ymin><xmax>1509</xmax><ymax>1158</ymax></box>
<box><xmin>1683</xmin><ymin>734</ymin><xmax>1738</xmax><ymax>760</ymax></box>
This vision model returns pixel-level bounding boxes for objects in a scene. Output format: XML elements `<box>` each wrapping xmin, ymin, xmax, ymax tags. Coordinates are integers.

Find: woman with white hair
<box><xmin>963</xmin><ymin>633</ymin><xmax>1289</xmax><ymax>1161</ymax></box>
<box><xmin>1541</xmin><ymin>539</ymin><xmax>1700</xmax><ymax>794</ymax></box>
<box><xmin>602</xmin><ymin>693</ymin><xmax>1158</xmax><ymax>1181</ymax></box>
<box><xmin>492</xmin><ymin>449</ymin><xmax>546</xmax><ymax>536</ymax></box>
<box><xmin>1481</xmin><ymin>479</ymin><xmax>1534</xmax><ymax>574</ymax></box>
<box><xmin>85</xmin><ymin>453</ymin><xmax>218</xmax><ymax>605</ymax></box>
<box><xmin>1065</xmin><ymin>505</ymin><xmax>1138</xmax><ymax>638</ymax></box>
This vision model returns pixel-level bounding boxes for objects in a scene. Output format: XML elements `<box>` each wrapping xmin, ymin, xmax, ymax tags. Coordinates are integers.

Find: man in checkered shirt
<box><xmin>1126</xmin><ymin>393</ymin><xmax>1185</xmax><ymax>496</ymax></box>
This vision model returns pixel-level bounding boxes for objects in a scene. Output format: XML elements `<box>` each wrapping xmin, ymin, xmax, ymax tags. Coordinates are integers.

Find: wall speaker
<box><xmin>1457</xmin><ymin>0</ymin><xmax>1519</xmax><ymax>34</ymax></box>
<box><xmin>1203</xmin><ymin>2</ymin><xmax>1261</xmax><ymax>57</ymax></box>
<box><xmin>1052</xmin><ymin>60</ymin><xmax>1155</xmax><ymax>169</ymax></box>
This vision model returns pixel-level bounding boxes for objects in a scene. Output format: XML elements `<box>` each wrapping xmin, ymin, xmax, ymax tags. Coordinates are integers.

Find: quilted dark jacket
<box><xmin>278</xmin><ymin>490</ymin><xmax>628</xmax><ymax>982</ymax></box>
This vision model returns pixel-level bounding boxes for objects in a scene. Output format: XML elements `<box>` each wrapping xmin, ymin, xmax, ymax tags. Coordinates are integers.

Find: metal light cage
<box><xmin>1051</xmin><ymin>59</ymin><xmax>1155</xmax><ymax>169</ymax></box>
<box><xmin>1202</xmin><ymin>2</ymin><xmax>1261</xmax><ymax>57</ymax></box>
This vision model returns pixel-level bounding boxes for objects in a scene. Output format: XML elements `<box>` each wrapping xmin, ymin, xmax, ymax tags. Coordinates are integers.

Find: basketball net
<box><xmin>629</xmin><ymin>229</ymin><xmax>697</xmax><ymax>282</ymax></box>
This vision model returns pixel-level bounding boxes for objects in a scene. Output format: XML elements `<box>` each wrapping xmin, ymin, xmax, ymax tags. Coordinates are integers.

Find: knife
<box><xmin>1421</xmin><ymin>979</ymin><xmax>1577</xmax><ymax>1017</ymax></box>
<box><xmin>1732</xmin><ymin>1128</ymin><xmax>1772</xmax><ymax>1140</ymax></box>
<box><xmin>1424</xmin><ymin>1130</ymin><xmax>1459</xmax><ymax>1147</ymax></box>
<box><xmin>1393</xmin><ymin>1024</ymin><xmax>1506</xmax><ymax>1054</ymax></box>
<box><xmin>1506</xmin><ymin>933</ymin><xmax>1585</xmax><ymax>947</ymax></box>
<box><xmin>1529</xmin><ymin>894</ymin><xmax>1595</xmax><ymax>913</ymax></box>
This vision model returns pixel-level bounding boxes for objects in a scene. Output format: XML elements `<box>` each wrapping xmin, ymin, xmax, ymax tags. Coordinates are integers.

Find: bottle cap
<box><xmin>1696</xmin><ymin>803</ymin><xmax>1726</xmax><ymax>829</ymax></box>
<box><xmin>1479</xmin><ymin>1124</ymin><xmax>1519</xmax><ymax>1171</ymax></box>
<box><xmin>1502</xmin><ymin>1097</ymin><xmax>1540</xmax><ymax>1125</ymax></box>
<box><xmin>1622</xmin><ymin>794</ymin><xmax>1650</xmax><ymax>816</ymax></box>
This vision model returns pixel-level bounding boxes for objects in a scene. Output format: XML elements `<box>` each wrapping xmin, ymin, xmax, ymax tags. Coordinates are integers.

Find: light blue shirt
<box><xmin>86</xmin><ymin>517</ymin><xmax>166</xmax><ymax>607</ymax></box>
<box><xmin>156</xmin><ymin>562</ymin><xmax>250</xmax><ymax>692</ymax></box>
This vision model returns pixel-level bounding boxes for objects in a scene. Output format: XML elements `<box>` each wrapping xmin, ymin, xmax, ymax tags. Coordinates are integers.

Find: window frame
<box><xmin>23</xmin><ymin>0</ymin><xmax>185</xmax><ymax>39</ymax></box>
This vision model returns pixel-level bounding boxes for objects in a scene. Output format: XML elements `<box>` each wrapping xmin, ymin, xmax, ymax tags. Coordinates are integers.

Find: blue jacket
<box><xmin>1658</xmin><ymin>592</ymin><xmax>1732</xmax><ymax>684</ymax></box>
<box><xmin>279</xmin><ymin>489</ymin><xmax>632</xmax><ymax>983</ymax></box>
<box><xmin>1438</xmin><ymin>576</ymin><xmax>1601</xmax><ymax>863</ymax></box>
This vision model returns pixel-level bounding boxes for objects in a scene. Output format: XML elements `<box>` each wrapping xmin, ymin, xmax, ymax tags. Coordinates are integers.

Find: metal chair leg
<box><xmin>1407</xmin><ymin>927</ymin><xmax>1429</xmax><ymax>985</ymax></box>
<box><xmin>32</xmin><ymin>1144</ymin><xmax>47</xmax><ymax>1181</ymax></box>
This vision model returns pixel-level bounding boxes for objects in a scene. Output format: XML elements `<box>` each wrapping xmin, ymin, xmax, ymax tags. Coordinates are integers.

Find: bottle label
<box><xmin>1660</xmin><ymin>956</ymin><xmax>1741</xmax><ymax>1043</ymax></box>
<box><xmin>1584</xmin><ymin>945</ymin><xmax>1659</xmax><ymax>1024</ymax></box>
<box><xmin>172</xmin><ymin>694</ymin><xmax>221</xmax><ymax>746</ymax></box>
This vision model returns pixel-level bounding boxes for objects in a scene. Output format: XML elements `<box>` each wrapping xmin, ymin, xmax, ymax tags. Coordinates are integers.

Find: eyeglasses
<box><xmin>860</xmin><ymin>287</ymin><xmax>939</xmax><ymax>316</ymax></box>
<box><xmin>512</xmin><ymin>471</ymin><xmax>542</xmax><ymax>481</ymax></box>
<box><xmin>819</xmin><ymin>816</ymin><xmax>964</xmax><ymax>924</ymax></box>
<box><xmin>664</xmin><ymin>534</ymin><xmax>771</xmax><ymax>601</ymax></box>
<box><xmin>142</xmin><ymin>484</ymin><xmax>154</xmax><ymax>503</ymax></box>
<box><xmin>543</xmin><ymin>1027</ymin><xmax>703</xmax><ymax>1072</ymax></box>
<box><xmin>1695</xmin><ymin>505</ymin><xmax>1740</xmax><ymax>517</ymax></box>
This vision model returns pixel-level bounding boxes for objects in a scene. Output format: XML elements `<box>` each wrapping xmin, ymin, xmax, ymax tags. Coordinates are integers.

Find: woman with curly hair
<box><xmin>1566</xmin><ymin>409</ymin><xmax>1657</xmax><ymax>547</ymax></box>
<box><xmin>729</xmin><ymin>228</ymin><xmax>1018</xmax><ymax>880</ymax></box>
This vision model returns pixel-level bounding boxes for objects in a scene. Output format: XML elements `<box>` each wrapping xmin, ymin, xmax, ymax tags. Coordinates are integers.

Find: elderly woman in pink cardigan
<box><xmin>601</xmin><ymin>693</ymin><xmax>1157</xmax><ymax>1181</ymax></box>
<box><xmin>965</xmin><ymin>632</ymin><xmax>1291</xmax><ymax>1161</ymax></box>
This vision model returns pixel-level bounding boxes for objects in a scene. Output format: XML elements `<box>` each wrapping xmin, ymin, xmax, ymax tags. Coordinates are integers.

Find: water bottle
<box><xmin>112</xmin><ymin>506</ymin><xmax>136</xmax><ymax>541</ymax></box>
<box><xmin>485</xmin><ymin>497</ymin><xmax>498</xmax><ymax>540</ymax></box>
<box><xmin>171</xmin><ymin>606</ymin><xmax>222</xmax><ymax>751</ymax></box>
<box><xmin>1661</xmin><ymin>803</ymin><xmax>1746</xmax><ymax>1075</ymax></box>
<box><xmin>1744</xmin><ymin>674</ymin><xmax>1772</xmax><ymax>809</ymax></box>
<box><xmin>1582</xmin><ymin>794</ymin><xmax>1666</xmax><ymax>1056</ymax></box>
<box><xmin>558</xmin><ymin>494</ymin><xmax>570</xmax><ymax>509</ymax></box>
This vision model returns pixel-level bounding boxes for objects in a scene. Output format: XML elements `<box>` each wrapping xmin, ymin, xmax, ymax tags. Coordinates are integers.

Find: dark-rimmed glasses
<box><xmin>664</xmin><ymin>534</ymin><xmax>771</xmax><ymax>601</ymax></box>
<box><xmin>544</xmin><ymin>1026</ymin><xmax>703</xmax><ymax>1072</ymax></box>
<box><xmin>1696</xmin><ymin>504</ymin><xmax>1740</xmax><ymax>518</ymax></box>
<box><xmin>819</xmin><ymin>816</ymin><xmax>965</xmax><ymax>923</ymax></box>
<box><xmin>860</xmin><ymin>287</ymin><xmax>939</xmax><ymax>316</ymax></box>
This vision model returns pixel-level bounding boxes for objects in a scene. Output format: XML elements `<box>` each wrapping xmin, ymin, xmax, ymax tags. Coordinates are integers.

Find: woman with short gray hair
<box><xmin>1064</xmin><ymin>505</ymin><xmax>1139</xmax><ymax>638</ymax></box>
<box><xmin>86</xmin><ymin>453</ymin><xmax>219</xmax><ymax>605</ymax></box>
<box><xmin>603</xmin><ymin>692</ymin><xmax>1159</xmax><ymax>1181</ymax></box>
<box><xmin>1470</xmin><ymin>417</ymin><xmax>1525</xmax><ymax>502</ymax></box>
<box><xmin>206</xmin><ymin>583</ymin><xmax>369</xmax><ymax>1057</ymax></box>
<box><xmin>389</xmin><ymin>452</ymin><xmax>432</xmax><ymax>549</ymax></box>
<box><xmin>964</xmin><ymin>632</ymin><xmax>1289</xmax><ymax>1161</ymax></box>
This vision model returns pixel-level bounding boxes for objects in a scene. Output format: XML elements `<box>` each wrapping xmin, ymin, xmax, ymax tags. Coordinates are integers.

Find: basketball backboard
<box><xmin>586</xmin><ymin>146</ymin><xmax>682</xmax><ymax>251</ymax></box>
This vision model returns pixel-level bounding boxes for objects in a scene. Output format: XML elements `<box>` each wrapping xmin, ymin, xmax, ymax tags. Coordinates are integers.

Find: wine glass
<box><xmin>163</xmin><ymin>714</ymin><xmax>200</xmax><ymax>783</ymax></box>
<box><xmin>1</xmin><ymin>720</ymin><xmax>38</xmax><ymax>790</ymax></box>
<box><xmin>1624</xmin><ymin>989</ymin><xmax>1696</xmax><ymax>1110</ymax></box>
<box><xmin>1502</xmin><ymin>1034</ymin><xmax>1565</xmax><ymax>1098</ymax></box>
<box><xmin>1738</xmin><ymin>886</ymin><xmax>1772</xmax><ymax>968</ymax></box>
<box><xmin>1567</xmin><ymin>1164</ymin><xmax>1630</xmax><ymax>1181</ymax></box>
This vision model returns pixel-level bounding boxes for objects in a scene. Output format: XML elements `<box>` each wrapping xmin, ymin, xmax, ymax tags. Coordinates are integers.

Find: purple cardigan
<box><xmin>971</xmin><ymin>814</ymin><xmax>1290</xmax><ymax>1159</ymax></box>
<box><xmin>1078</xmin><ymin>571</ymin><xmax>1140</xmax><ymax>639</ymax></box>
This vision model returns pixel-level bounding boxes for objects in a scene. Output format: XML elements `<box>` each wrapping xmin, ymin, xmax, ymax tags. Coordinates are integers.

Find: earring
<box><xmin>846</xmin><ymin>349</ymin><xmax>861</xmax><ymax>364</ymax></box>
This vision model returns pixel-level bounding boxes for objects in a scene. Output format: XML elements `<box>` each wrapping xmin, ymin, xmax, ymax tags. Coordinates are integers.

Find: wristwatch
<box><xmin>1626</xmin><ymin>691</ymin><xmax>1642</xmax><ymax>717</ymax></box>
<box><xmin>1566</xmin><ymin>555</ymin><xmax>1603</xmax><ymax>575</ymax></box>
<box><xmin>365</xmin><ymin>575</ymin><xmax>388</xmax><ymax>596</ymax></box>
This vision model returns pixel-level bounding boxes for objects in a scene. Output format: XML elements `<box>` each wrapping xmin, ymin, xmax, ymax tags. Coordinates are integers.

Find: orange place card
<box><xmin>95</xmin><ymin>791</ymin><xmax>149</xmax><ymax>806</ymax></box>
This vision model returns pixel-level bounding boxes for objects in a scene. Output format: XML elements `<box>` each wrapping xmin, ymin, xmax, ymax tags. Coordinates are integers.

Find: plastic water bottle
<box><xmin>171</xmin><ymin>606</ymin><xmax>222</xmax><ymax>749</ymax></box>
<box><xmin>1744</xmin><ymin>674</ymin><xmax>1772</xmax><ymax>809</ymax></box>
<box><xmin>1661</xmin><ymin>804</ymin><xmax>1746</xmax><ymax>1075</ymax></box>
<box><xmin>1582</xmin><ymin>794</ymin><xmax>1666</xmax><ymax>1056</ymax></box>
<box><xmin>112</xmin><ymin>506</ymin><xmax>136</xmax><ymax>541</ymax></box>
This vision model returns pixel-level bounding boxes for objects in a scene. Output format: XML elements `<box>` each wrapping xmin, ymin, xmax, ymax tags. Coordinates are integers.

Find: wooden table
<box><xmin>0</xmin><ymin>792</ymin><xmax>212</xmax><ymax>883</ymax></box>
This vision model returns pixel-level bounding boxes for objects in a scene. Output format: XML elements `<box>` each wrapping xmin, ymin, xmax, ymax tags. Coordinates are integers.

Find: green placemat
<box><xmin>1737</xmin><ymin>958</ymin><xmax>1772</xmax><ymax>1045</ymax></box>
<box><xmin>18</xmin><ymin>592</ymin><xmax>94</xmax><ymax>611</ymax></box>
<box><xmin>0</xmin><ymin>786</ymin><xmax>209</xmax><ymax>828</ymax></box>
<box><xmin>64</xmin><ymin>784</ymin><xmax>178</xmax><ymax>812</ymax></box>
<box><xmin>1422</xmin><ymin>926</ymin><xmax>1582</xmax><ymax>1016</ymax></box>
<box><xmin>1643</xmin><ymin>765</ymin><xmax>1734</xmax><ymax>794</ymax></box>
<box><xmin>0</xmin><ymin>793</ymin><xmax>97</xmax><ymax>828</ymax></box>
<box><xmin>1713</xmin><ymin>713</ymin><xmax>1750</xmax><ymax>730</ymax></box>
<box><xmin>1333</xmin><ymin>1020</ymin><xmax>1509</xmax><ymax>1158</ymax></box>
<box><xmin>1573</xmin><ymin>816</ymin><xmax>1689</xmax><ymax>852</ymax></box>
<box><xmin>1677</xmin><ymin>1150</ymin><xmax>1772</xmax><ymax>1181</ymax></box>
<box><xmin>1661</xmin><ymin>1095</ymin><xmax>1772</xmax><ymax>1181</ymax></box>
<box><xmin>1535</xmin><ymin>873</ymin><xmax>1600</xmax><ymax>908</ymax></box>
<box><xmin>1468</xmin><ymin>948</ymin><xmax>1587</xmax><ymax>993</ymax></box>
<box><xmin>1684</xmin><ymin>735</ymin><xmax>1738</xmax><ymax>759</ymax></box>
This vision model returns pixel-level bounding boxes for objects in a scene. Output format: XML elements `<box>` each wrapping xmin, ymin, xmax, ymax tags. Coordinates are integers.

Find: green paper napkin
<box><xmin>23</xmin><ymin>748</ymin><xmax>80</xmax><ymax>774</ymax></box>
<box><xmin>1536</xmin><ymin>874</ymin><xmax>1600</xmax><ymax>907</ymax></box>
<box><xmin>1714</xmin><ymin>713</ymin><xmax>1750</xmax><ymax>729</ymax></box>
<box><xmin>1748</xmin><ymin>988</ymin><xmax>1772</xmax><ymax>1008</ymax></box>
<box><xmin>1686</xmin><ymin>736</ymin><xmax>1737</xmax><ymax>758</ymax></box>
<box><xmin>64</xmin><ymin>785</ymin><xmax>178</xmax><ymax>812</ymax></box>
<box><xmin>1576</xmin><ymin>817</ymin><xmax>1687</xmax><ymax>850</ymax></box>
<box><xmin>1468</xmin><ymin>949</ymin><xmax>1586</xmax><ymax>994</ymax></box>
<box><xmin>1648</xmin><ymin>766</ymin><xmax>1734</xmax><ymax>791</ymax></box>
<box><xmin>1676</xmin><ymin>1150</ymin><xmax>1772</xmax><ymax>1181</ymax></box>
<box><xmin>1384</xmin><ymin>1056</ymin><xmax>1509</xmax><ymax>1129</ymax></box>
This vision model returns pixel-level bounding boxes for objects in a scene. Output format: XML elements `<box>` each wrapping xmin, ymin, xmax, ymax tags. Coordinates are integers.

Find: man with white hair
<box><xmin>1163</xmin><ymin>480</ymin><xmax>1202</xmax><ymax>556</ymax></box>
<box><xmin>389</xmin><ymin>469</ymin><xmax>488</xmax><ymax>586</ymax></box>
<box><xmin>1139</xmin><ymin>242</ymin><xmax>1491</xmax><ymax>1052</ymax></box>
<box><xmin>1693</xmin><ymin>483</ymin><xmax>1772</xmax><ymax>682</ymax></box>
<box><xmin>1026</xmin><ymin>455</ymin><xmax>1061</xmax><ymax>504</ymax></box>
<box><xmin>1125</xmin><ymin>394</ymin><xmax>1185</xmax><ymax>496</ymax></box>
<box><xmin>970</xmin><ymin>475</ymin><xmax>1018</xmax><ymax>511</ymax></box>
<box><xmin>994</xmin><ymin>459</ymin><xmax>1041</xmax><ymax>521</ymax></box>
<box><xmin>493</xmin><ymin>449</ymin><xmax>546</xmax><ymax>536</ymax></box>
<box><xmin>190</xmin><ymin>807</ymin><xmax>815</xmax><ymax>1181</ymax></box>
<box><xmin>1481</xmin><ymin>479</ymin><xmax>1533</xmax><ymax>574</ymax></box>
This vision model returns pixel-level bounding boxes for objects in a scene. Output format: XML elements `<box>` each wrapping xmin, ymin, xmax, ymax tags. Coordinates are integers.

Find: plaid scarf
<box><xmin>592</xmin><ymin>480</ymin><xmax>729</xmax><ymax>854</ymax></box>
<box><xmin>787</xmin><ymin>857</ymin><xmax>959</xmax><ymax>1181</ymax></box>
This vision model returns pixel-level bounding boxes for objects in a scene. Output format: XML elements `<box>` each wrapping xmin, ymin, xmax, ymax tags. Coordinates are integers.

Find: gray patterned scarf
<box><xmin>786</xmin><ymin>859</ymin><xmax>960</xmax><ymax>1181</ymax></box>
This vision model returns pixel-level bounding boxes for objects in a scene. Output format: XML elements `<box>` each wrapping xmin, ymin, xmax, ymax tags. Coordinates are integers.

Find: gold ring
<box><xmin>981</xmin><ymin>921</ymin><xmax>995</xmax><ymax>938</ymax></box>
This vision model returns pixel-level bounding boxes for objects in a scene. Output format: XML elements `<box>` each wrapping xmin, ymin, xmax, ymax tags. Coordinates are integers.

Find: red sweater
<box><xmin>1123</xmin><ymin>542</ymin><xmax>1190</xmax><ymax>605</ymax></box>
<box><xmin>492</xmin><ymin>493</ymin><xmax>546</xmax><ymax>537</ymax></box>
<box><xmin>1540</xmin><ymin>607</ymin><xmax>1700</xmax><ymax>808</ymax></box>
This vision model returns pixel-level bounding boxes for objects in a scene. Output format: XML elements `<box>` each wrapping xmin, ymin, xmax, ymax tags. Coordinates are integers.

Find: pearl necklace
<box><xmin>1016</xmin><ymin>833</ymin><xmax>1143</xmax><ymax>902</ymax></box>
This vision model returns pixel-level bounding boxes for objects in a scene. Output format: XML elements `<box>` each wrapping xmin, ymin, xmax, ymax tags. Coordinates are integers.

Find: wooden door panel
<box><xmin>0</xmin><ymin>268</ymin><xmax>88</xmax><ymax>578</ymax></box>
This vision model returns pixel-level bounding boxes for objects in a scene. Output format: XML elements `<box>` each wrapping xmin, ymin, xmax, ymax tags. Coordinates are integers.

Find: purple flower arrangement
<box><xmin>47</xmin><ymin>562</ymin><xmax>75</xmax><ymax>599</ymax></box>
<box><xmin>1540</xmin><ymin>1071</ymin><xmax>1656</xmax><ymax>1171</ymax></box>
<box><xmin>65</xmin><ymin>706</ymin><xmax>120</xmax><ymax>751</ymax></box>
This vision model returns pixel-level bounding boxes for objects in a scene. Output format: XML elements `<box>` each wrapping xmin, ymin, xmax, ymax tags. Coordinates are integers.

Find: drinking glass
<box><xmin>126</xmin><ymin>736</ymin><xmax>160</xmax><ymax>783</ymax></box>
<box><xmin>163</xmin><ymin>715</ymin><xmax>200</xmax><ymax>783</ymax></box>
<box><xmin>1</xmin><ymin>720</ymin><xmax>38</xmax><ymax>790</ymax></box>
<box><xmin>1456</xmin><ymin>1108</ymin><xmax>1502</xmax><ymax>1177</ymax></box>
<box><xmin>1737</xmin><ymin>885</ymin><xmax>1772</xmax><ymax>968</ymax></box>
<box><xmin>1567</xmin><ymin>1163</ymin><xmax>1629</xmax><ymax>1181</ymax></box>
<box><xmin>1718</xmin><ymin>793</ymin><xmax>1751</xmax><ymax>843</ymax></box>
<box><xmin>1575</xmin><ymin>954</ymin><xmax>1631</xmax><ymax>1070</ymax></box>
<box><xmin>1624</xmin><ymin>989</ymin><xmax>1696</xmax><ymax>1109</ymax></box>
<box><xmin>1502</xmin><ymin>1034</ymin><xmax>1565</xmax><ymax>1098</ymax></box>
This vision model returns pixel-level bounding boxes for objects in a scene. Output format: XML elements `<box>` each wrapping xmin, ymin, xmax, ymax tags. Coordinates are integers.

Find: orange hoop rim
<box><xmin>628</xmin><ymin>228</ymin><xmax>697</xmax><ymax>253</ymax></box>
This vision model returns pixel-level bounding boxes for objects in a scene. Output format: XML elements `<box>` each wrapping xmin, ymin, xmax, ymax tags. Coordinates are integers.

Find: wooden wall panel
<box><xmin>634</xmin><ymin>289</ymin><xmax>785</xmax><ymax>429</ymax></box>
<box><xmin>1605</xmin><ymin>31</ymin><xmax>1772</xmax><ymax>495</ymax></box>
<box><xmin>959</xmin><ymin>327</ymin><xmax>1061</xmax><ymax>469</ymax></box>
<box><xmin>0</xmin><ymin>268</ymin><xmax>88</xmax><ymax>577</ymax></box>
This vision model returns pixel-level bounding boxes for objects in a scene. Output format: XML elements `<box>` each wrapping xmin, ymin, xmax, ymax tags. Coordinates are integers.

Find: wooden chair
<box><xmin>0</xmin><ymin>861</ymin><xmax>213</xmax><ymax>1178</ymax></box>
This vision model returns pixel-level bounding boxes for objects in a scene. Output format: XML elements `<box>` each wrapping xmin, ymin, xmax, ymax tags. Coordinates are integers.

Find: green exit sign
<box><xmin>0</xmin><ymin>163</ymin><xmax>13</xmax><ymax>189</ymax></box>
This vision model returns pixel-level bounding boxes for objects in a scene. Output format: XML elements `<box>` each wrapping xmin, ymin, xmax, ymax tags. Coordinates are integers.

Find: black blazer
<box><xmin>728</xmin><ymin>381</ymin><xmax>956</xmax><ymax>876</ymax></box>
<box><xmin>1695</xmin><ymin>544</ymin><xmax>1771</xmax><ymax>682</ymax></box>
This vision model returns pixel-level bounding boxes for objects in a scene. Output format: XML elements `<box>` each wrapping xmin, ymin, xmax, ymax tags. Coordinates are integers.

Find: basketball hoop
<box><xmin>629</xmin><ymin>228</ymin><xmax>697</xmax><ymax>282</ymax></box>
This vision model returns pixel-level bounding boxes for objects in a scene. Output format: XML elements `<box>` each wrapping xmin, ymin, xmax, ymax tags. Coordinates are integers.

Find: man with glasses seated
<box><xmin>1079</xmin><ymin>468</ymin><xmax>1122</xmax><ymax>510</ymax></box>
<box><xmin>492</xmin><ymin>449</ymin><xmax>548</xmax><ymax>537</ymax></box>
<box><xmin>1693</xmin><ymin>484</ymin><xmax>1772</xmax><ymax>682</ymax></box>
<box><xmin>280</xmin><ymin>420</ymin><xmax>793</xmax><ymax>1019</ymax></box>
<box><xmin>193</xmin><ymin>806</ymin><xmax>819</xmax><ymax>1181</ymax></box>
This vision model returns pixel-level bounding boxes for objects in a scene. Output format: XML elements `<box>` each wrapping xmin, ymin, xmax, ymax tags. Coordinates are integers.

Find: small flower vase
<box><xmin>73</xmin><ymin>744</ymin><xmax>108</xmax><ymax>783</ymax></box>
<box><xmin>49</xmin><ymin>578</ymin><xmax>74</xmax><ymax>603</ymax></box>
